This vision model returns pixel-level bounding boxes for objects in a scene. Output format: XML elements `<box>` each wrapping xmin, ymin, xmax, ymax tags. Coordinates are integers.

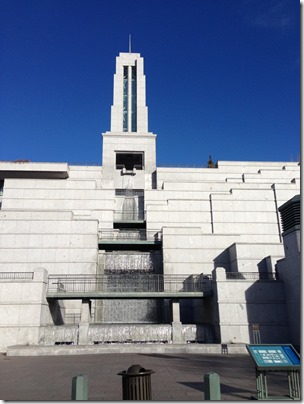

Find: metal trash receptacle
<box><xmin>118</xmin><ymin>364</ymin><xmax>155</xmax><ymax>400</ymax></box>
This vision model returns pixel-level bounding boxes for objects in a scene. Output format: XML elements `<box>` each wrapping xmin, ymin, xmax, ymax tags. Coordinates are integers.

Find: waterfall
<box><xmin>39</xmin><ymin>324</ymin><xmax>215</xmax><ymax>345</ymax></box>
<box><xmin>98</xmin><ymin>251</ymin><xmax>161</xmax><ymax>323</ymax></box>
<box><xmin>105</xmin><ymin>252</ymin><xmax>153</xmax><ymax>273</ymax></box>
<box><xmin>122</xmin><ymin>196</ymin><xmax>137</xmax><ymax>220</ymax></box>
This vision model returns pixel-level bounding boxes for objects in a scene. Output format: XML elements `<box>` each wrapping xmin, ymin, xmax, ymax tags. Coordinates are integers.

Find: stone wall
<box><xmin>214</xmin><ymin>267</ymin><xmax>289</xmax><ymax>344</ymax></box>
<box><xmin>0</xmin><ymin>268</ymin><xmax>49</xmax><ymax>351</ymax></box>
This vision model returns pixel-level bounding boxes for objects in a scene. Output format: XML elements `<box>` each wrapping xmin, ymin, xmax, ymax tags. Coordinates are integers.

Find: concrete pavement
<box><xmin>0</xmin><ymin>351</ymin><xmax>295</xmax><ymax>401</ymax></box>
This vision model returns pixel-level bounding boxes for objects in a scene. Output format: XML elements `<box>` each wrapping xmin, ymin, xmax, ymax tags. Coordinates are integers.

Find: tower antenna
<box><xmin>129</xmin><ymin>34</ymin><xmax>131</xmax><ymax>53</ymax></box>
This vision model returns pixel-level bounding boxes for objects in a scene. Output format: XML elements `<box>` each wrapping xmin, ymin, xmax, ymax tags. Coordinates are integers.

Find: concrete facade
<box><xmin>0</xmin><ymin>51</ymin><xmax>300</xmax><ymax>352</ymax></box>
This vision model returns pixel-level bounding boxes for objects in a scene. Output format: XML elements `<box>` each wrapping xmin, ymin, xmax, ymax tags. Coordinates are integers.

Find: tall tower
<box><xmin>102</xmin><ymin>52</ymin><xmax>157</xmax><ymax>189</ymax></box>
<box><xmin>98</xmin><ymin>52</ymin><xmax>161</xmax><ymax>324</ymax></box>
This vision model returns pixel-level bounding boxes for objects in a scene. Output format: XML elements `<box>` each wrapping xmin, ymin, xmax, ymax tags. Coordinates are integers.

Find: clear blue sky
<box><xmin>0</xmin><ymin>0</ymin><xmax>300</xmax><ymax>166</ymax></box>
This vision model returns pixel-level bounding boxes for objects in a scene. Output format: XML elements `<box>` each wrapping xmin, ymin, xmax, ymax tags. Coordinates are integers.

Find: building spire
<box><xmin>110</xmin><ymin>52</ymin><xmax>148</xmax><ymax>133</ymax></box>
<box><xmin>129</xmin><ymin>34</ymin><xmax>131</xmax><ymax>53</ymax></box>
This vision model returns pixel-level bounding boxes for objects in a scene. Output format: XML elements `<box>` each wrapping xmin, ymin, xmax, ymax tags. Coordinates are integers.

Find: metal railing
<box><xmin>98</xmin><ymin>230</ymin><xmax>162</xmax><ymax>242</ymax></box>
<box><xmin>157</xmin><ymin>164</ymin><xmax>208</xmax><ymax>168</ymax></box>
<box><xmin>226</xmin><ymin>272</ymin><xmax>277</xmax><ymax>281</ymax></box>
<box><xmin>68</xmin><ymin>162</ymin><xmax>101</xmax><ymax>166</ymax></box>
<box><xmin>0</xmin><ymin>272</ymin><xmax>34</xmax><ymax>280</ymax></box>
<box><xmin>47</xmin><ymin>274</ymin><xmax>212</xmax><ymax>295</ymax></box>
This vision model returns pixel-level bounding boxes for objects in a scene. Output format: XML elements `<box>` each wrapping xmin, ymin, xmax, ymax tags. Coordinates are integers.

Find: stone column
<box><xmin>33</xmin><ymin>267</ymin><xmax>49</xmax><ymax>325</ymax></box>
<box><xmin>33</xmin><ymin>268</ymin><xmax>49</xmax><ymax>345</ymax></box>
<box><xmin>171</xmin><ymin>299</ymin><xmax>183</xmax><ymax>344</ymax></box>
<box><xmin>78</xmin><ymin>299</ymin><xmax>91</xmax><ymax>345</ymax></box>
<box><xmin>80</xmin><ymin>299</ymin><xmax>91</xmax><ymax>323</ymax></box>
<box><xmin>172</xmin><ymin>300</ymin><xmax>180</xmax><ymax>322</ymax></box>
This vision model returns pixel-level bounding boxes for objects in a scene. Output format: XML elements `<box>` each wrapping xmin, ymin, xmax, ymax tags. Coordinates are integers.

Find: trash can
<box><xmin>117</xmin><ymin>364</ymin><xmax>155</xmax><ymax>400</ymax></box>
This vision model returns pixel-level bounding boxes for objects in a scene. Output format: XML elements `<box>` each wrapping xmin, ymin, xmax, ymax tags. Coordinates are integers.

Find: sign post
<box><xmin>252</xmin><ymin>324</ymin><xmax>261</xmax><ymax>344</ymax></box>
<box><xmin>246</xmin><ymin>344</ymin><xmax>300</xmax><ymax>400</ymax></box>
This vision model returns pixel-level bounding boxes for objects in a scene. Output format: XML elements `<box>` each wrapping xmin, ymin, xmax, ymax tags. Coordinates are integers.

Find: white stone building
<box><xmin>0</xmin><ymin>52</ymin><xmax>300</xmax><ymax>352</ymax></box>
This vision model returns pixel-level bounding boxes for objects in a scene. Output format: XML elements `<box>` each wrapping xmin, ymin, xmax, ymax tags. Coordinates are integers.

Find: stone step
<box><xmin>6</xmin><ymin>343</ymin><xmax>248</xmax><ymax>356</ymax></box>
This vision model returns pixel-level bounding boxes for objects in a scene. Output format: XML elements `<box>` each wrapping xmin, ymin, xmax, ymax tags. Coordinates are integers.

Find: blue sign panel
<box><xmin>246</xmin><ymin>344</ymin><xmax>300</xmax><ymax>370</ymax></box>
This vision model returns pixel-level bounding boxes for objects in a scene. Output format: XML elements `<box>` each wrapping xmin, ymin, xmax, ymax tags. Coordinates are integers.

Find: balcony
<box><xmin>47</xmin><ymin>274</ymin><xmax>213</xmax><ymax>299</ymax></box>
<box><xmin>98</xmin><ymin>230</ymin><xmax>162</xmax><ymax>246</ymax></box>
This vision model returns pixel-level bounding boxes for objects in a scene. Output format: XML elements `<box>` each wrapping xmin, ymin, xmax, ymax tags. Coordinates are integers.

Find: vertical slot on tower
<box><xmin>123</xmin><ymin>66</ymin><xmax>128</xmax><ymax>132</ymax></box>
<box><xmin>131</xmin><ymin>66</ymin><xmax>137</xmax><ymax>132</ymax></box>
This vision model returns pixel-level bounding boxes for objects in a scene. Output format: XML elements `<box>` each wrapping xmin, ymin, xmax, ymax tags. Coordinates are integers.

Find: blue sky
<box><xmin>0</xmin><ymin>0</ymin><xmax>300</xmax><ymax>166</ymax></box>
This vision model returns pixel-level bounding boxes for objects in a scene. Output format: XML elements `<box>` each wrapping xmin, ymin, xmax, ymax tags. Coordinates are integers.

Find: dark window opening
<box><xmin>116</xmin><ymin>153</ymin><xmax>143</xmax><ymax>170</ymax></box>
<box><xmin>113</xmin><ymin>222</ymin><xmax>146</xmax><ymax>230</ymax></box>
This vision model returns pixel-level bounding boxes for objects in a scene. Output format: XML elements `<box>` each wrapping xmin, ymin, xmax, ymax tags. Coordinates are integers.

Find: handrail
<box><xmin>157</xmin><ymin>164</ymin><xmax>208</xmax><ymax>168</ymax></box>
<box><xmin>0</xmin><ymin>272</ymin><xmax>34</xmax><ymax>280</ymax></box>
<box><xmin>226</xmin><ymin>272</ymin><xmax>277</xmax><ymax>280</ymax></box>
<box><xmin>98</xmin><ymin>230</ymin><xmax>162</xmax><ymax>242</ymax></box>
<box><xmin>47</xmin><ymin>274</ymin><xmax>212</xmax><ymax>294</ymax></box>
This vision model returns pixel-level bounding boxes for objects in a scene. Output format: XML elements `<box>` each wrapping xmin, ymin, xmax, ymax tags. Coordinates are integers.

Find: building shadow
<box><xmin>178</xmin><ymin>381</ymin><xmax>255</xmax><ymax>399</ymax></box>
<box><xmin>245</xmin><ymin>277</ymin><xmax>290</xmax><ymax>344</ymax></box>
<box><xmin>48</xmin><ymin>299</ymin><xmax>64</xmax><ymax>325</ymax></box>
<box><xmin>213</xmin><ymin>249</ymin><xmax>230</xmax><ymax>270</ymax></box>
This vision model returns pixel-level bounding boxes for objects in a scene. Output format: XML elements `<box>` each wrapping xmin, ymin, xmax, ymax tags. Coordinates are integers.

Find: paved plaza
<box><xmin>0</xmin><ymin>352</ymin><xmax>293</xmax><ymax>401</ymax></box>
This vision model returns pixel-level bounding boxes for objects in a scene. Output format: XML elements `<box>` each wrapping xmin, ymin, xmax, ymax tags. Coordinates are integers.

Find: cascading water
<box><xmin>99</xmin><ymin>251</ymin><xmax>161</xmax><ymax>323</ymax></box>
<box><xmin>105</xmin><ymin>252</ymin><xmax>153</xmax><ymax>272</ymax></box>
<box><xmin>88</xmin><ymin>324</ymin><xmax>171</xmax><ymax>344</ymax></box>
<box><xmin>122</xmin><ymin>196</ymin><xmax>137</xmax><ymax>220</ymax></box>
<box><xmin>40</xmin><ymin>325</ymin><xmax>78</xmax><ymax>345</ymax></box>
<box><xmin>39</xmin><ymin>323</ymin><xmax>215</xmax><ymax>345</ymax></box>
<box><xmin>94</xmin><ymin>190</ymin><xmax>163</xmax><ymax>336</ymax></box>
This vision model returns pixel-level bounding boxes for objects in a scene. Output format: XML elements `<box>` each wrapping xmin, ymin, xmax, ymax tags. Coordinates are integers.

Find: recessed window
<box><xmin>122</xmin><ymin>65</ymin><xmax>137</xmax><ymax>132</ymax></box>
<box><xmin>123</xmin><ymin>66</ymin><xmax>128</xmax><ymax>132</ymax></box>
<box><xmin>131</xmin><ymin>66</ymin><xmax>137</xmax><ymax>132</ymax></box>
<box><xmin>116</xmin><ymin>152</ymin><xmax>144</xmax><ymax>170</ymax></box>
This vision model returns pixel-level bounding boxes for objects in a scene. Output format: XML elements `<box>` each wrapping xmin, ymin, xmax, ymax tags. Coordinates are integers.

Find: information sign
<box><xmin>247</xmin><ymin>344</ymin><xmax>300</xmax><ymax>371</ymax></box>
